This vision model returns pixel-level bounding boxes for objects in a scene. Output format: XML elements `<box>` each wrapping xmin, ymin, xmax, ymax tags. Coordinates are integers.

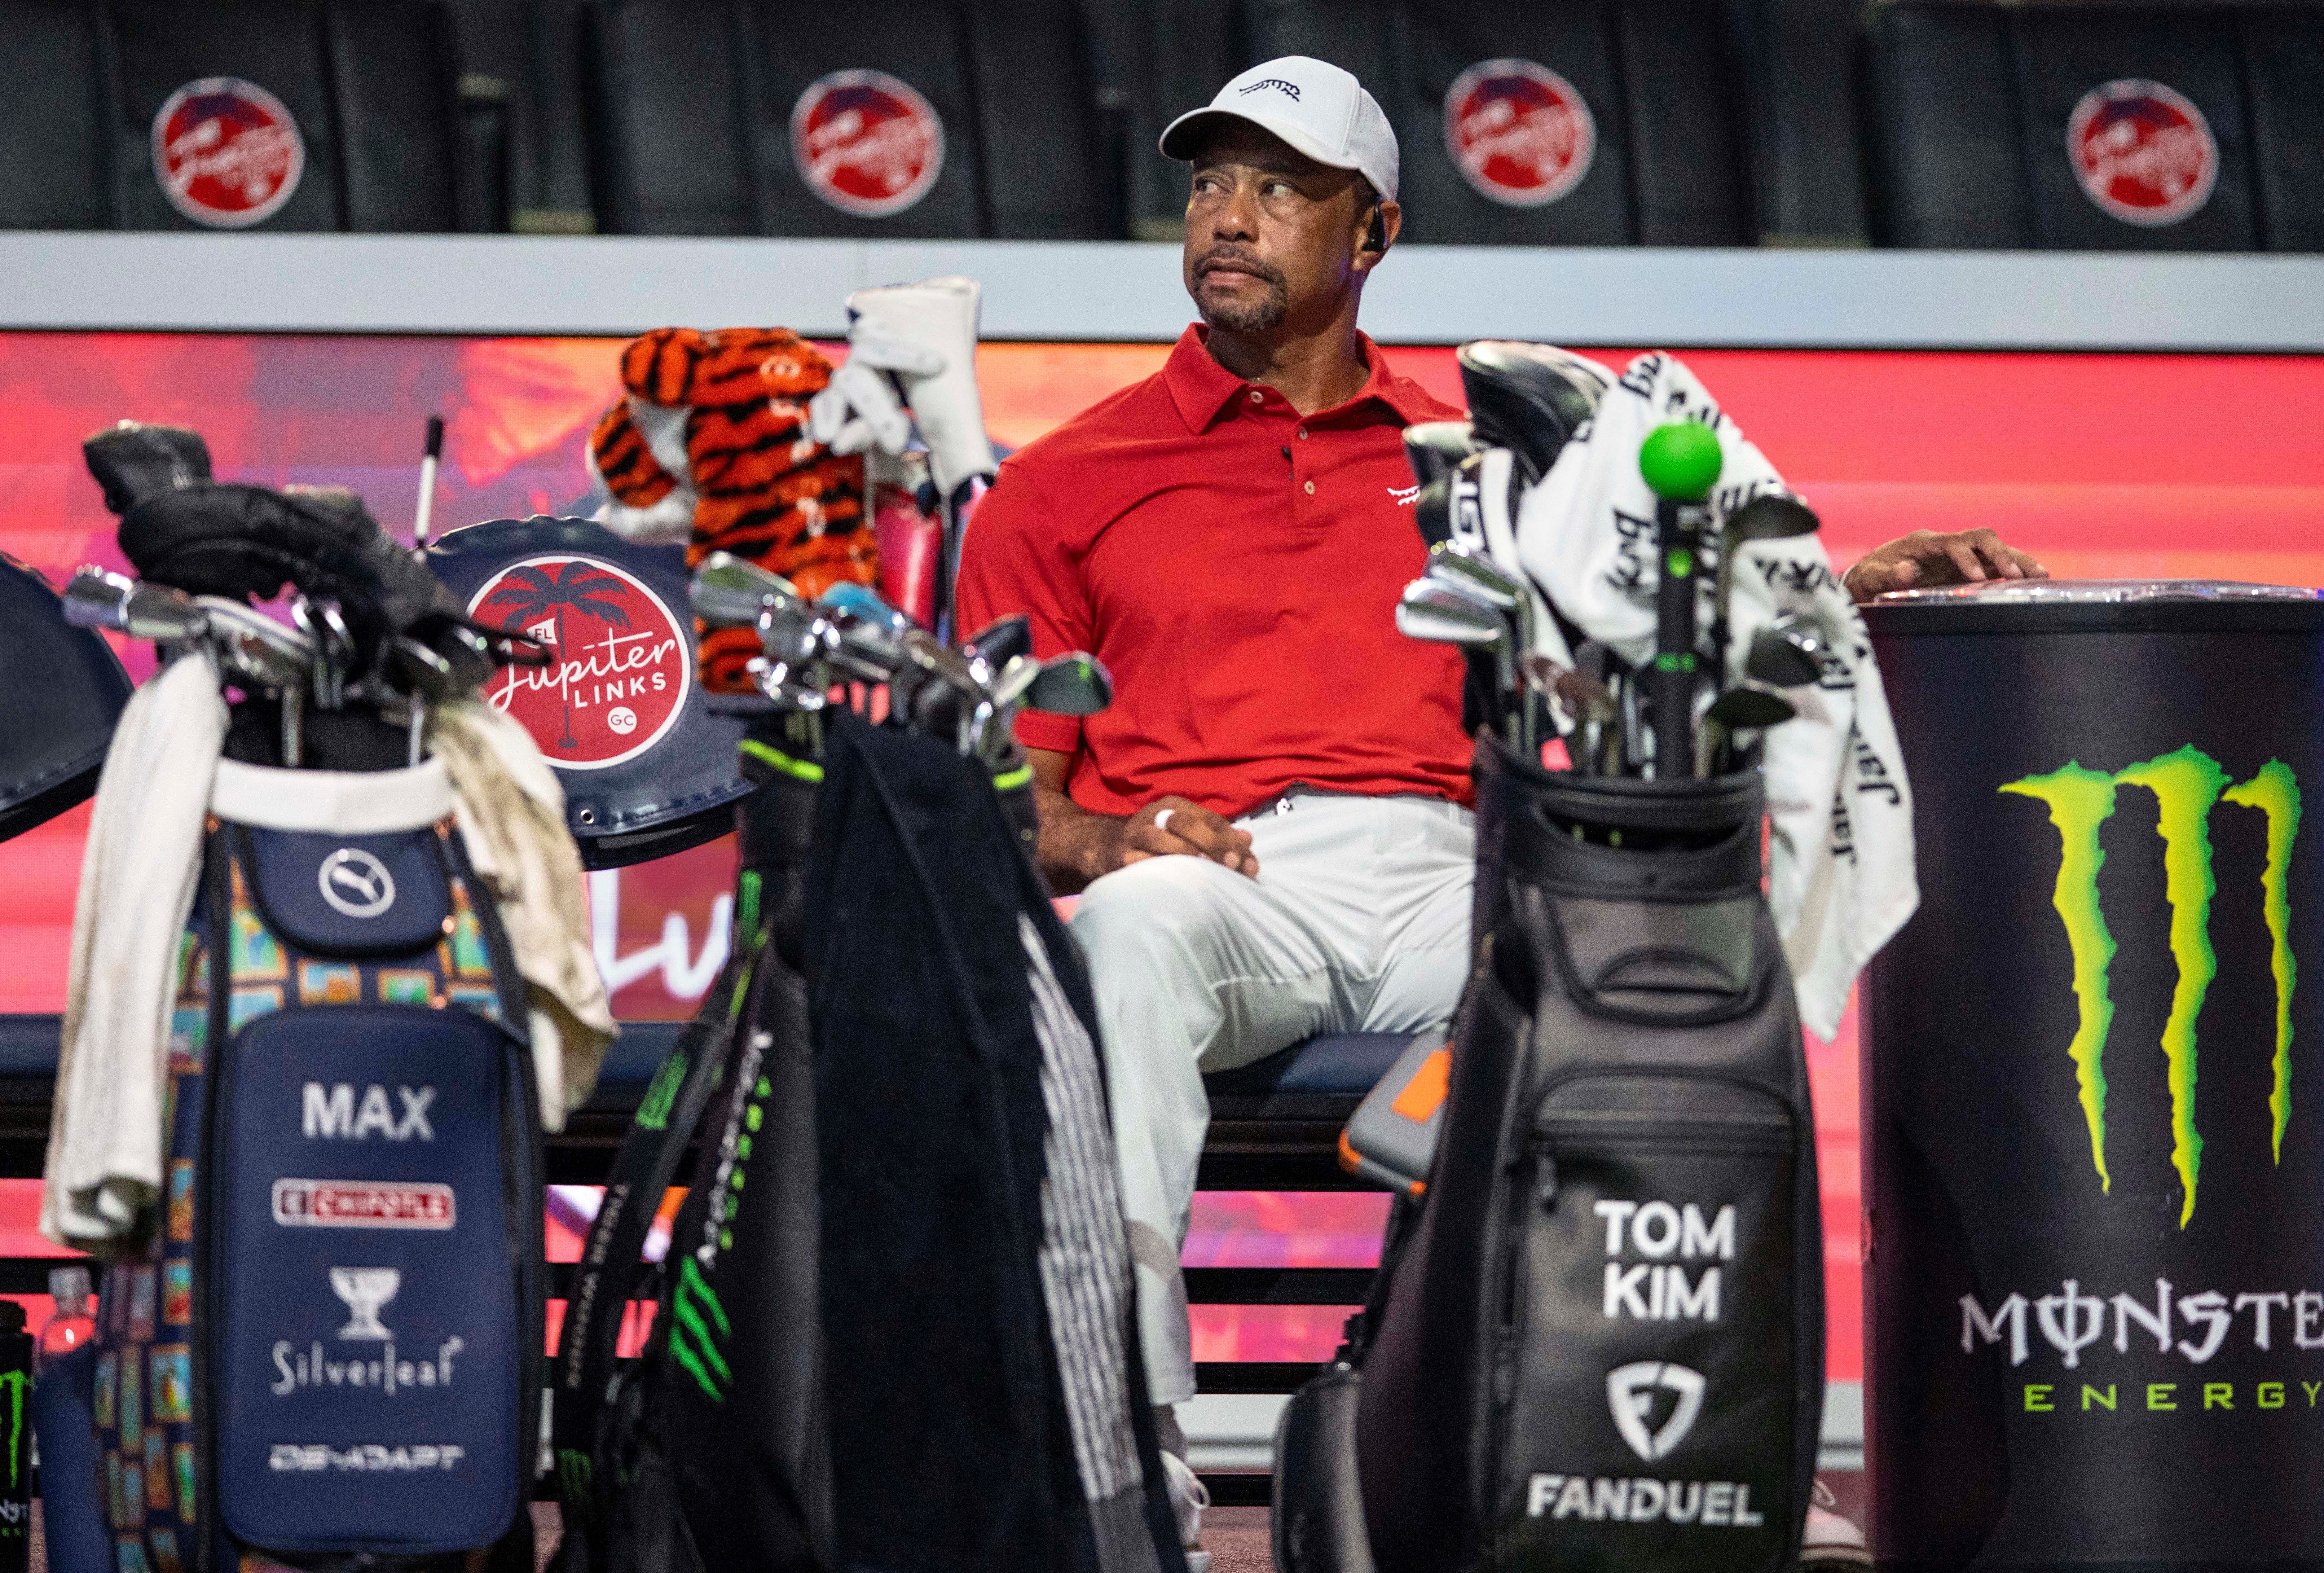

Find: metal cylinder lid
<box><xmin>1863</xmin><ymin>578</ymin><xmax>2323</xmax><ymax>635</ymax></box>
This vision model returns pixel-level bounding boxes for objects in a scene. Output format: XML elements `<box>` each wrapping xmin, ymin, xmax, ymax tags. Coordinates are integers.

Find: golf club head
<box><xmin>818</xmin><ymin>579</ymin><xmax>912</xmax><ymax>636</ymax></box>
<box><xmin>1395</xmin><ymin>579</ymin><xmax>1505</xmax><ymax>649</ymax></box>
<box><xmin>1021</xmin><ymin>652</ymin><xmax>1112</xmax><ymax>716</ymax></box>
<box><xmin>691</xmin><ymin>551</ymin><xmax>802</xmax><ymax>628</ymax></box>
<box><xmin>960</xmin><ymin>613</ymin><xmax>1033</xmax><ymax>667</ymax></box>
<box><xmin>1745</xmin><ymin>615</ymin><xmax>1831</xmax><ymax>688</ymax></box>
<box><xmin>1402</xmin><ymin>421</ymin><xmax>1479</xmax><ymax>489</ymax></box>
<box><xmin>1722</xmin><ymin>493</ymin><xmax>1821</xmax><ymax>546</ymax></box>
<box><xmin>64</xmin><ymin>568</ymin><xmax>209</xmax><ymax>642</ymax></box>
<box><xmin>1456</xmin><ymin>341</ymin><xmax>1609</xmax><ymax>484</ymax></box>
<box><xmin>197</xmin><ymin>598</ymin><xmax>316</xmax><ymax>691</ymax></box>
<box><xmin>386</xmin><ymin>635</ymin><xmax>460</xmax><ymax>700</ymax></box>
<box><xmin>1425</xmin><ymin>541</ymin><xmax>1523</xmax><ymax>610</ymax></box>
<box><xmin>1704</xmin><ymin>684</ymin><xmax>1797</xmax><ymax>732</ymax></box>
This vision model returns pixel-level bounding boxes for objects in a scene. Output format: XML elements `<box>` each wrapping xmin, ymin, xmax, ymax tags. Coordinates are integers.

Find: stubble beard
<box><xmin>1198</xmin><ymin>276</ymin><xmax>1290</xmax><ymax>335</ymax></box>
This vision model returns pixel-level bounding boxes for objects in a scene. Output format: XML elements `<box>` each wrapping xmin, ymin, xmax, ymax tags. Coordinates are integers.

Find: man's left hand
<box><xmin>1843</xmin><ymin>529</ymin><xmax>2048</xmax><ymax>603</ymax></box>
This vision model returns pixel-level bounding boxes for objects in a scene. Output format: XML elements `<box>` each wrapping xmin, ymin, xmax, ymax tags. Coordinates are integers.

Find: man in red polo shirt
<box><xmin>954</xmin><ymin>53</ymin><xmax>2041</xmax><ymax>1562</ymax></box>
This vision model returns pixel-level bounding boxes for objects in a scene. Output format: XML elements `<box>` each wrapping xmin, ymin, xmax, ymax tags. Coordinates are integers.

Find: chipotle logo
<box><xmin>467</xmin><ymin>556</ymin><xmax>690</xmax><ymax>770</ymax></box>
<box><xmin>152</xmin><ymin>77</ymin><xmax>305</xmax><ymax>227</ymax></box>
<box><xmin>2068</xmin><ymin>79</ymin><xmax>2217</xmax><ymax>227</ymax></box>
<box><xmin>1444</xmin><ymin>58</ymin><xmax>1595</xmax><ymax>208</ymax></box>
<box><xmin>790</xmin><ymin>68</ymin><xmax>945</xmax><ymax>217</ymax></box>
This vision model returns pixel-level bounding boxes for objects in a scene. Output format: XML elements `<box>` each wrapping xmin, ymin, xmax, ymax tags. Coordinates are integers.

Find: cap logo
<box><xmin>1444</xmin><ymin>58</ymin><xmax>1594</xmax><ymax>208</ymax></box>
<box><xmin>1238</xmin><ymin>78</ymin><xmax>1303</xmax><ymax>102</ymax></box>
<box><xmin>151</xmin><ymin>77</ymin><xmax>304</xmax><ymax>227</ymax></box>
<box><xmin>2068</xmin><ymin>79</ymin><xmax>2217</xmax><ymax>227</ymax></box>
<box><xmin>468</xmin><ymin>555</ymin><xmax>691</xmax><ymax>770</ymax></box>
<box><xmin>791</xmin><ymin>68</ymin><xmax>945</xmax><ymax>218</ymax></box>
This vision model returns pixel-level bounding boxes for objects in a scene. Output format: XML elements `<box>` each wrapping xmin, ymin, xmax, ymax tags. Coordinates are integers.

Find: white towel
<box><xmin>426</xmin><ymin>698</ymin><xmax>618</xmax><ymax>1128</ymax></box>
<box><xmin>43</xmin><ymin>655</ymin><xmax>227</xmax><ymax>1252</ymax></box>
<box><xmin>1509</xmin><ymin>350</ymin><xmax>1918</xmax><ymax>1040</ymax></box>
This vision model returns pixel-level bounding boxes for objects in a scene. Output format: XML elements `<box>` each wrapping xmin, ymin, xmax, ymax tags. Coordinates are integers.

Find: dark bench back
<box><xmin>581</xmin><ymin>0</ymin><xmax>1113</xmax><ymax>237</ymax></box>
<box><xmin>1231</xmin><ymin>0</ymin><xmax>1755</xmax><ymax>246</ymax></box>
<box><xmin>0</xmin><ymin>0</ymin><xmax>481</xmax><ymax>231</ymax></box>
<box><xmin>1861</xmin><ymin>1</ymin><xmax>2324</xmax><ymax>251</ymax></box>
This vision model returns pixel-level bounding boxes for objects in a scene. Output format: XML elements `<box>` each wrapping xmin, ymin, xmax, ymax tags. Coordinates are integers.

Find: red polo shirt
<box><xmin>955</xmin><ymin>324</ymin><xmax>1469</xmax><ymax>820</ymax></box>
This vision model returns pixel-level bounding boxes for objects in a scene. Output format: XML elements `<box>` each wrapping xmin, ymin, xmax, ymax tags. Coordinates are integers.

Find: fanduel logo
<box><xmin>303</xmin><ymin>1083</ymin><xmax>435</xmax><ymax>1142</ymax></box>
<box><xmin>1607</xmin><ymin>1361</ymin><xmax>1706</xmax><ymax>1459</ymax></box>
<box><xmin>2003</xmin><ymin>747</ymin><xmax>2300</xmax><ymax>1225</ymax></box>
<box><xmin>1526</xmin><ymin>1475</ymin><xmax>1765</xmax><ymax>1527</ymax></box>
<box><xmin>1597</xmin><ymin>1200</ymin><xmax>1734</xmax><ymax>1323</ymax></box>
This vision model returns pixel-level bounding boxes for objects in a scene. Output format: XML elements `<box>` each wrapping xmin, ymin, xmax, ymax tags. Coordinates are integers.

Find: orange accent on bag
<box><xmin>1390</xmin><ymin>1047</ymin><xmax>1452</xmax><ymax>1123</ymax></box>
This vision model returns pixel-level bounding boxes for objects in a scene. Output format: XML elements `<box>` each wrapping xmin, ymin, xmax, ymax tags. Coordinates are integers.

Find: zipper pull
<box><xmin>1536</xmin><ymin>1156</ymin><xmax>1559</xmax><ymax>1211</ymax></box>
<box><xmin>1492</xmin><ymin>1326</ymin><xmax>1517</xmax><ymax>1405</ymax></box>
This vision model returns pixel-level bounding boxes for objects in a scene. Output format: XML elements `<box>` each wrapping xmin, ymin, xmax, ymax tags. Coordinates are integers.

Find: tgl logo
<box><xmin>2003</xmin><ymin>746</ymin><xmax>2300</xmax><ymax>1226</ymax></box>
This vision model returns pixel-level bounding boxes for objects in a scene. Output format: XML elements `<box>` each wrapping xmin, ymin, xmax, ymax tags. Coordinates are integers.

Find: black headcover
<box><xmin>1401</xmin><ymin>421</ymin><xmax>1480</xmax><ymax>491</ymax></box>
<box><xmin>1456</xmin><ymin>341</ymin><xmax>1610</xmax><ymax>484</ymax></box>
<box><xmin>0</xmin><ymin>555</ymin><xmax>132</xmax><ymax>843</ymax></box>
<box><xmin>84</xmin><ymin>422</ymin><xmax>530</xmax><ymax>693</ymax></box>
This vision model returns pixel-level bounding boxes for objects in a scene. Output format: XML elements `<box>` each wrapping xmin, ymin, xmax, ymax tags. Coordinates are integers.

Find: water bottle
<box><xmin>0</xmin><ymin>1300</ymin><xmax>30</xmax><ymax>1573</ymax></box>
<box><xmin>38</xmin><ymin>1267</ymin><xmax>94</xmax><ymax>1374</ymax></box>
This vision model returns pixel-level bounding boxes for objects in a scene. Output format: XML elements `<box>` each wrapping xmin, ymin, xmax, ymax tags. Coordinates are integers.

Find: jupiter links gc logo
<box><xmin>1444</xmin><ymin>59</ymin><xmax>1596</xmax><ymax>208</ymax></box>
<box><xmin>2068</xmin><ymin>79</ymin><xmax>2218</xmax><ymax>227</ymax></box>
<box><xmin>318</xmin><ymin>847</ymin><xmax>395</xmax><ymax>918</ymax></box>
<box><xmin>1526</xmin><ymin>1361</ymin><xmax>1770</xmax><ymax>1528</ymax></box>
<box><xmin>791</xmin><ymin>69</ymin><xmax>945</xmax><ymax>217</ymax></box>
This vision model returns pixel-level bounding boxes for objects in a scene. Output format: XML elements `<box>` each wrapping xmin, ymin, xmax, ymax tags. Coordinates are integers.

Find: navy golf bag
<box><xmin>1281</xmin><ymin>733</ymin><xmax>1824</xmax><ymax>1573</ymax></box>
<box><xmin>90</xmin><ymin>728</ymin><xmax>543</xmax><ymax>1573</ymax></box>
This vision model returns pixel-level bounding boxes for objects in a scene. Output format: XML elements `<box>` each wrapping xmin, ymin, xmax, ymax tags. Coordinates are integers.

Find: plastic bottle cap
<box><xmin>48</xmin><ymin>1265</ymin><xmax>90</xmax><ymax>1304</ymax></box>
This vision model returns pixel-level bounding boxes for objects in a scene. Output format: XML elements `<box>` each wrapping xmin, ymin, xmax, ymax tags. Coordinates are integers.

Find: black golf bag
<box><xmin>1282</xmin><ymin>733</ymin><xmax>1824</xmax><ymax>1573</ymax></box>
<box><xmin>553</xmin><ymin>709</ymin><xmax>1178</xmax><ymax>1573</ymax></box>
<box><xmin>88</xmin><ymin>727</ymin><xmax>544</xmax><ymax>1573</ymax></box>
<box><xmin>550</xmin><ymin>719</ymin><xmax>833</xmax><ymax>1573</ymax></box>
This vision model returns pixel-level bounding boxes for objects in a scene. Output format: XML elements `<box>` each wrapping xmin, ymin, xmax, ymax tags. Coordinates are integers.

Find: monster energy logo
<box><xmin>556</xmin><ymin>1445</ymin><xmax>591</xmax><ymax>1499</ymax></box>
<box><xmin>668</xmin><ymin>1256</ymin><xmax>731</xmax><ymax>1402</ymax></box>
<box><xmin>0</xmin><ymin>1370</ymin><xmax>23</xmax><ymax>1491</ymax></box>
<box><xmin>2004</xmin><ymin>745</ymin><xmax>2301</xmax><ymax>1226</ymax></box>
<box><xmin>634</xmin><ymin>1049</ymin><xmax>688</xmax><ymax>1132</ymax></box>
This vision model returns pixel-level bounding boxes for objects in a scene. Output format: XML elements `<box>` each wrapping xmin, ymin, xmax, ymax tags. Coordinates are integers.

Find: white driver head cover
<box><xmin>842</xmin><ymin>275</ymin><xmax>998</xmax><ymax>497</ymax></box>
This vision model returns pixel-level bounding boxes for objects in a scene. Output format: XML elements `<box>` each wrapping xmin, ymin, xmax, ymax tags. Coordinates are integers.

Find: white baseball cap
<box><xmin>1159</xmin><ymin>56</ymin><xmax>1399</xmax><ymax>203</ymax></box>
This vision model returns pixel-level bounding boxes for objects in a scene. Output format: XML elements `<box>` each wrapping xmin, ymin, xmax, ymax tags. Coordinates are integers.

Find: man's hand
<box><xmin>1027</xmin><ymin>749</ymin><xmax>1258</xmax><ymax>892</ymax></box>
<box><xmin>1843</xmin><ymin>529</ymin><xmax>2048</xmax><ymax>603</ymax></box>
<box><xmin>1119</xmin><ymin>796</ymin><xmax>1258</xmax><ymax>878</ymax></box>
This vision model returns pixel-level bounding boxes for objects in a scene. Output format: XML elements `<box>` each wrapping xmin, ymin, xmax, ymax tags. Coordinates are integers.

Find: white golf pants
<box><xmin>1069</xmin><ymin>791</ymin><xmax>1475</xmax><ymax>1405</ymax></box>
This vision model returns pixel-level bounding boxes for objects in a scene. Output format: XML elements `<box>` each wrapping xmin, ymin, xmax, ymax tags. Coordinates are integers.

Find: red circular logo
<box><xmin>151</xmin><ymin>77</ymin><xmax>304</xmax><ymax>228</ymax></box>
<box><xmin>791</xmin><ymin>69</ymin><xmax>945</xmax><ymax>217</ymax></box>
<box><xmin>1444</xmin><ymin>59</ymin><xmax>1595</xmax><ymax>208</ymax></box>
<box><xmin>2068</xmin><ymin>79</ymin><xmax>2217</xmax><ymax>227</ymax></box>
<box><xmin>467</xmin><ymin>557</ymin><xmax>692</xmax><ymax>770</ymax></box>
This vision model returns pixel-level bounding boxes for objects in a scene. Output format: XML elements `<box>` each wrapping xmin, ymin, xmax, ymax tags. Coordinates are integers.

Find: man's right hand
<box><xmin>1027</xmin><ymin>748</ymin><xmax>1259</xmax><ymax>892</ymax></box>
<box><xmin>1118</xmin><ymin>796</ymin><xmax>1258</xmax><ymax>878</ymax></box>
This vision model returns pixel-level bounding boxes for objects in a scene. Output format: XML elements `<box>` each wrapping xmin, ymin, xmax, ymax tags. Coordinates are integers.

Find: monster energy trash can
<box><xmin>1862</xmin><ymin>581</ymin><xmax>2324</xmax><ymax>1572</ymax></box>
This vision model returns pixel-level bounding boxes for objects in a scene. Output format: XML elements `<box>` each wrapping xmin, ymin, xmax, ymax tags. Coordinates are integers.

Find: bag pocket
<box><xmin>208</xmin><ymin>1004</ymin><xmax>526</xmax><ymax>1557</ymax></box>
<box><xmin>1488</xmin><ymin>1073</ymin><xmax>1801</xmax><ymax>1573</ymax></box>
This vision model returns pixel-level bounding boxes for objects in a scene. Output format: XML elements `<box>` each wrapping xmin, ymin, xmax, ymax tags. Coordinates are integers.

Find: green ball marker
<box><xmin>1639</xmin><ymin>421</ymin><xmax>1722</xmax><ymax>502</ymax></box>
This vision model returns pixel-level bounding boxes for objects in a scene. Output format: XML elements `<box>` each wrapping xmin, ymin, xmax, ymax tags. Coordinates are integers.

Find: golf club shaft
<box><xmin>1652</xmin><ymin>498</ymin><xmax>1700</xmax><ymax>779</ymax></box>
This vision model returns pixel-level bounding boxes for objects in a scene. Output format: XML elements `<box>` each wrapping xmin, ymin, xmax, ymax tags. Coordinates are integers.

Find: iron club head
<box><xmin>1745</xmin><ymin>613</ymin><xmax>1833</xmax><ymax>689</ymax></box>
<box><xmin>691</xmin><ymin>551</ymin><xmax>802</xmax><ymax>628</ymax></box>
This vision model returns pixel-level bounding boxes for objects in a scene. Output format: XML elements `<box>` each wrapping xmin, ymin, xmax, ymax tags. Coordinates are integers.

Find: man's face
<box><xmin>1182</xmin><ymin>124</ymin><xmax>1389</xmax><ymax>336</ymax></box>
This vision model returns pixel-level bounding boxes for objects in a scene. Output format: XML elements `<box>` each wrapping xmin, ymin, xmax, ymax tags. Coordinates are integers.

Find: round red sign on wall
<box><xmin>2067</xmin><ymin>79</ymin><xmax>2218</xmax><ymax>227</ymax></box>
<box><xmin>791</xmin><ymin>69</ymin><xmax>946</xmax><ymax>217</ymax></box>
<box><xmin>467</xmin><ymin>556</ymin><xmax>692</xmax><ymax>770</ymax></box>
<box><xmin>1444</xmin><ymin>58</ymin><xmax>1596</xmax><ymax>209</ymax></box>
<box><xmin>151</xmin><ymin>77</ymin><xmax>305</xmax><ymax>228</ymax></box>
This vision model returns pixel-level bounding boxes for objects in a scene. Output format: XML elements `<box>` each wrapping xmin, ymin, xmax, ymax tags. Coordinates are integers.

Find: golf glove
<box><xmin>820</xmin><ymin>276</ymin><xmax>999</xmax><ymax>498</ymax></box>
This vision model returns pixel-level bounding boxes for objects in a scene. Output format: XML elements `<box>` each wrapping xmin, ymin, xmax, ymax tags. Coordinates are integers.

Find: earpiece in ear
<box><xmin>1365</xmin><ymin>208</ymin><xmax>1388</xmax><ymax>254</ymax></box>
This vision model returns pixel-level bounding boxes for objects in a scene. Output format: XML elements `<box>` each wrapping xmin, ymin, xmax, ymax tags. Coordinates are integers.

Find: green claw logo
<box><xmin>668</xmin><ymin>1255</ymin><xmax>732</xmax><ymax>1402</ymax></box>
<box><xmin>2004</xmin><ymin>746</ymin><xmax>2300</xmax><ymax>1227</ymax></box>
<box><xmin>0</xmin><ymin>1370</ymin><xmax>23</xmax><ymax>1490</ymax></box>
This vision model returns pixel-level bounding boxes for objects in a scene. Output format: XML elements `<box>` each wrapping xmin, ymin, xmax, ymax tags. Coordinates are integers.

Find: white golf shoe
<box><xmin>1157</xmin><ymin>1447</ymin><xmax>1211</xmax><ymax>1573</ymax></box>
<box><xmin>1801</xmin><ymin>1477</ymin><xmax>1872</xmax><ymax>1568</ymax></box>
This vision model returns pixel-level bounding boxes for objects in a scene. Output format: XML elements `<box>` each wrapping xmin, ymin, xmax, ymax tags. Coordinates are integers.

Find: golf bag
<box><xmin>1286</xmin><ymin>733</ymin><xmax>1823</xmax><ymax>1573</ymax></box>
<box><xmin>550</xmin><ymin>721</ymin><xmax>833</xmax><ymax>1573</ymax></box>
<box><xmin>90</xmin><ymin>727</ymin><xmax>543</xmax><ymax>1573</ymax></box>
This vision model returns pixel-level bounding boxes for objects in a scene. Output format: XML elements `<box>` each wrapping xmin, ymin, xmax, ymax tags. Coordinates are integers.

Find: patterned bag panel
<box><xmin>93</xmin><ymin>824</ymin><xmax>526</xmax><ymax>1573</ymax></box>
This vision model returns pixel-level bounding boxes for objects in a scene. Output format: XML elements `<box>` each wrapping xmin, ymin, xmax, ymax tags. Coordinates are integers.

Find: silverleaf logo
<box><xmin>2003</xmin><ymin>745</ymin><xmax>2301</xmax><ymax>1226</ymax></box>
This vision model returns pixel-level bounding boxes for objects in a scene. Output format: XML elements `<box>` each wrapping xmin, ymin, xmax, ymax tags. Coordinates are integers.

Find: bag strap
<box><xmin>549</xmin><ymin>950</ymin><xmax>758</xmax><ymax>1569</ymax></box>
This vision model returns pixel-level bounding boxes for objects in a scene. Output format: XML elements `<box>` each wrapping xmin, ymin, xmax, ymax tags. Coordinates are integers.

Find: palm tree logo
<box><xmin>479</xmin><ymin>559</ymin><xmax>632</xmax><ymax>750</ymax></box>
